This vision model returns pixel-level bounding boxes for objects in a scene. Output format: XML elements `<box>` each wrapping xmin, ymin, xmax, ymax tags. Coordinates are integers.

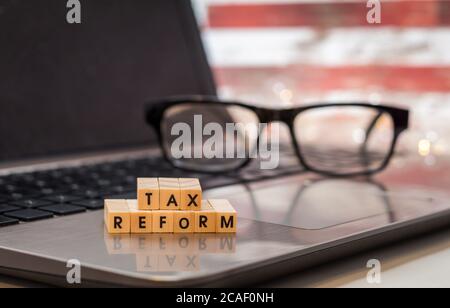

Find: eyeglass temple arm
<box><xmin>361</xmin><ymin>111</ymin><xmax>384</xmax><ymax>152</ymax></box>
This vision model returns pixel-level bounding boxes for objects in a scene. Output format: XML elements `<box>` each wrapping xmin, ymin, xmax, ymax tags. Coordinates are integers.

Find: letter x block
<box><xmin>208</xmin><ymin>199</ymin><xmax>237</xmax><ymax>233</ymax></box>
<box><xmin>179</xmin><ymin>178</ymin><xmax>202</xmax><ymax>211</ymax></box>
<box><xmin>159</xmin><ymin>178</ymin><xmax>181</xmax><ymax>210</ymax></box>
<box><xmin>104</xmin><ymin>199</ymin><xmax>130</xmax><ymax>234</ymax></box>
<box><xmin>137</xmin><ymin>178</ymin><xmax>159</xmax><ymax>210</ymax></box>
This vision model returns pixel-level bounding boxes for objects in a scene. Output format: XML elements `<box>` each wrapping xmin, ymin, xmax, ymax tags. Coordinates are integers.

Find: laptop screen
<box><xmin>0</xmin><ymin>0</ymin><xmax>215</xmax><ymax>162</ymax></box>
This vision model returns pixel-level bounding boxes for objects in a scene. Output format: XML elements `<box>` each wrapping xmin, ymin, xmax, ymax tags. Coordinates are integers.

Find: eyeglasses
<box><xmin>145</xmin><ymin>96</ymin><xmax>409</xmax><ymax>177</ymax></box>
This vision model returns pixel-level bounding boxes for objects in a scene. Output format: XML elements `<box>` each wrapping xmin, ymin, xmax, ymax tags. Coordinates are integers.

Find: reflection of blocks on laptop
<box><xmin>129</xmin><ymin>235</ymin><xmax>153</xmax><ymax>253</ymax></box>
<box><xmin>157</xmin><ymin>254</ymin><xmax>200</xmax><ymax>272</ymax></box>
<box><xmin>215</xmin><ymin>234</ymin><xmax>236</xmax><ymax>253</ymax></box>
<box><xmin>193</xmin><ymin>234</ymin><xmax>219</xmax><ymax>254</ymax></box>
<box><xmin>136</xmin><ymin>254</ymin><xmax>158</xmax><ymax>272</ymax></box>
<box><xmin>104</xmin><ymin>233</ymin><xmax>132</xmax><ymax>255</ymax></box>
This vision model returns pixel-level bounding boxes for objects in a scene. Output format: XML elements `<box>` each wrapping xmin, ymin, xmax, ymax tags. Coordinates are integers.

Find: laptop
<box><xmin>0</xmin><ymin>0</ymin><xmax>450</xmax><ymax>287</ymax></box>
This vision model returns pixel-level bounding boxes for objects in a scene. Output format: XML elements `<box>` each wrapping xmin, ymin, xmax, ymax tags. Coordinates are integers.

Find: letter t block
<box><xmin>137</xmin><ymin>178</ymin><xmax>159</xmax><ymax>210</ymax></box>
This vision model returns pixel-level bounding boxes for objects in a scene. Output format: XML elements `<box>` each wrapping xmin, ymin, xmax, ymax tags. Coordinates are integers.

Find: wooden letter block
<box><xmin>159</xmin><ymin>178</ymin><xmax>181</xmax><ymax>210</ymax></box>
<box><xmin>158</xmin><ymin>177</ymin><xmax>179</xmax><ymax>183</ymax></box>
<box><xmin>173</xmin><ymin>211</ymin><xmax>194</xmax><ymax>233</ymax></box>
<box><xmin>128</xmin><ymin>200</ymin><xmax>152</xmax><ymax>234</ymax></box>
<box><xmin>137</xmin><ymin>178</ymin><xmax>159</xmax><ymax>210</ymax></box>
<box><xmin>208</xmin><ymin>199</ymin><xmax>237</xmax><ymax>233</ymax></box>
<box><xmin>179</xmin><ymin>178</ymin><xmax>202</xmax><ymax>211</ymax></box>
<box><xmin>104</xmin><ymin>199</ymin><xmax>130</xmax><ymax>234</ymax></box>
<box><xmin>152</xmin><ymin>211</ymin><xmax>174</xmax><ymax>233</ymax></box>
<box><xmin>194</xmin><ymin>201</ymin><xmax>216</xmax><ymax>233</ymax></box>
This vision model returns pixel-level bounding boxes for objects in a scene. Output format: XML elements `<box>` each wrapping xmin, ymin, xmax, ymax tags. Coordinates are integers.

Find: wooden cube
<box><xmin>152</xmin><ymin>211</ymin><xmax>174</xmax><ymax>233</ymax></box>
<box><xmin>104</xmin><ymin>199</ymin><xmax>130</xmax><ymax>234</ymax></box>
<box><xmin>128</xmin><ymin>200</ymin><xmax>152</xmax><ymax>234</ymax></box>
<box><xmin>137</xmin><ymin>178</ymin><xmax>159</xmax><ymax>210</ymax></box>
<box><xmin>208</xmin><ymin>199</ymin><xmax>237</xmax><ymax>233</ymax></box>
<box><xmin>159</xmin><ymin>178</ymin><xmax>181</xmax><ymax>210</ymax></box>
<box><xmin>158</xmin><ymin>177</ymin><xmax>179</xmax><ymax>183</ymax></box>
<box><xmin>179</xmin><ymin>179</ymin><xmax>202</xmax><ymax>211</ymax></box>
<box><xmin>194</xmin><ymin>201</ymin><xmax>217</xmax><ymax>233</ymax></box>
<box><xmin>179</xmin><ymin>178</ymin><xmax>200</xmax><ymax>186</ymax></box>
<box><xmin>173</xmin><ymin>211</ymin><xmax>195</xmax><ymax>233</ymax></box>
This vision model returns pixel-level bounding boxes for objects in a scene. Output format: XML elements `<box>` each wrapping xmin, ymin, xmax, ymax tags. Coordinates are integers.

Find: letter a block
<box><xmin>209</xmin><ymin>199</ymin><xmax>237</xmax><ymax>233</ymax></box>
<box><xmin>128</xmin><ymin>200</ymin><xmax>152</xmax><ymax>234</ymax></box>
<box><xmin>179</xmin><ymin>178</ymin><xmax>202</xmax><ymax>211</ymax></box>
<box><xmin>194</xmin><ymin>201</ymin><xmax>216</xmax><ymax>233</ymax></box>
<box><xmin>159</xmin><ymin>178</ymin><xmax>181</xmax><ymax>210</ymax></box>
<box><xmin>173</xmin><ymin>211</ymin><xmax>195</xmax><ymax>233</ymax></box>
<box><xmin>104</xmin><ymin>199</ymin><xmax>130</xmax><ymax>234</ymax></box>
<box><xmin>137</xmin><ymin>178</ymin><xmax>159</xmax><ymax>210</ymax></box>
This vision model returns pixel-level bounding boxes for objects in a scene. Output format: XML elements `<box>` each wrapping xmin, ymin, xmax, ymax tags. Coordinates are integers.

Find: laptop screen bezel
<box><xmin>0</xmin><ymin>0</ymin><xmax>216</xmax><ymax>165</ymax></box>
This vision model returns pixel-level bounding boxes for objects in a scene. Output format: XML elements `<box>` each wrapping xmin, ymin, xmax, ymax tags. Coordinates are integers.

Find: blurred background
<box><xmin>190</xmin><ymin>0</ymin><xmax>450</xmax><ymax>187</ymax></box>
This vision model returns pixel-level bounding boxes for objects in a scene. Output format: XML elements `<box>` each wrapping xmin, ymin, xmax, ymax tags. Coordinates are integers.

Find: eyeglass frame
<box><xmin>145</xmin><ymin>95</ymin><xmax>409</xmax><ymax>177</ymax></box>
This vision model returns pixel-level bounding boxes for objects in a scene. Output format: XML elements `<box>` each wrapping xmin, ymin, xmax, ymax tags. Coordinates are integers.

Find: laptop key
<box><xmin>39</xmin><ymin>188</ymin><xmax>68</xmax><ymax>196</ymax></box>
<box><xmin>39</xmin><ymin>204</ymin><xmax>86</xmax><ymax>216</ymax></box>
<box><xmin>5</xmin><ymin>209</ymin><xmax>53</xmax><ymax>222</ymax></box>
<box><xmin>71</xmin><ymin>199</ymin><xmax>104</xmax><ymax>210</ymax></box>
<box><xmin>10</xmin><ymin>199</ymin><xmax>54</xmax><ymax>209</ymax></box>
<box><xmin>73</xmin><ymin>189</ymin><xmax>101</xmax><ymax>199</ymax></box>
<box><xmin>0</xmin><ymin>215</ymin><xmax>19</xmax><ymax>227</ymax></box>
<box><xmin>43</xmin><ymin>194</ymin><xmax>83</xmax><ymax>203</ymax></box>
<box><xmin>8</xmin><ymin>192</ymin><xmax>26</xmax><ymax>201</ymax></box>
<box><xmin>0</xmin><ymin>204</ymin><xmax>20</xmax><ymax>214</ymax></box>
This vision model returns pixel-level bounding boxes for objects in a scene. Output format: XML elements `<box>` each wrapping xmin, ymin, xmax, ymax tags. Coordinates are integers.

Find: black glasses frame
<box><xmin>146</xmin><ymin>96</ymin><xmax>409</xmax><ymax>177</ymax></box>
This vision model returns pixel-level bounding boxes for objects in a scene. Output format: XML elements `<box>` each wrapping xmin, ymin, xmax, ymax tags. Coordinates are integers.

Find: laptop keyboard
<box><xmin>0</xmin><ymin>153</ymin><xmax>305</xmax><ymax>227</ymax></box>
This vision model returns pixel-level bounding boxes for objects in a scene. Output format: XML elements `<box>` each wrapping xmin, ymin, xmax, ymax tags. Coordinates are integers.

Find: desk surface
<box><xmin>1</xmin><ymin>226</ymin><xmax>449</xmax><ymax>288</ymax></box>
